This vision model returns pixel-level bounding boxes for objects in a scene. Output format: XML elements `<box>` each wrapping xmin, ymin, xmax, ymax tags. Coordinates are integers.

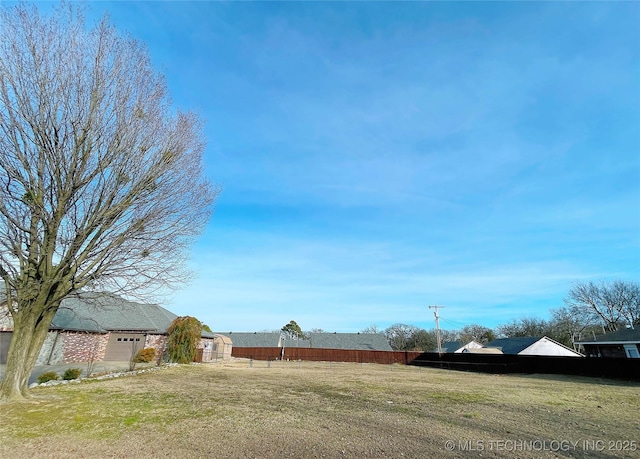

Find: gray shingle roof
<box><xmin>219</xmin><ymin>332</ymin><xmax>392</xmax><ymax>351</ymax></box>
<box><xmin>308</xmin><ymin>333</ymin><xmax>392</xmax><ymax>351</ymax></box>
<box><xmin>434</xmin><ymin>341</ymin><xmax>477</xmax><ymax>353</ymax></box>
<box><xmin>218</xmin><ymin>332</ymin><xmax>281</xmax><ymax>347</ymax></box>
<box><xmin>436</xmin><ymin>341</ymin><xmax>463</xmax><ymax>353</ymax></box>
<box><xmin>575</xmin><ymin>327</ymin><xmax>640</xmax><ymax>344</ymax></box>
<box><xmin>1</xmin><ymin>285</ymin><xmax>210</xmax><ymax>336</ymax></box>
<box><xmin>51</xmin><ymin>292</ymin><xmax>178</xmax><ymax>333</ymax></box>
<box><xmin>434</xmin><ymin>341</ymin><xmax>483</xmax><ymax>353</ymax></box>
<box><xmin>484</xmin><ymin>337</ymin><xmax>540</xmax><ymax>354</ymax></box>
<box><xmin>282</xmin><ymin>338</ymin><xmax>311</xmax><ymax>348</ymax></box>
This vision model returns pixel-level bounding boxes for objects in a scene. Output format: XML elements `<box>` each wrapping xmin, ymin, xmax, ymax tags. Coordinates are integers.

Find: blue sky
<box><xmin>84</xmin><ymin>1</ymin><xmax>639</xmax><ymax>333</ymax></box>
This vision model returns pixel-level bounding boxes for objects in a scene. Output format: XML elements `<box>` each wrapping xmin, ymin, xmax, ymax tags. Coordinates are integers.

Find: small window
<box><xmin>135</xmin><ymin>338</ymin><xmax>140</xmax><ymax>342</ymax></box>
<box><xmin>624</xmin><ymin>345</ymin><xmax>639</xmax><ymax>359</ymax></box>
<box><xmin>117</xmin><ymin>338</ymin><xmax>122</xmax><ymax>342</ymax></box>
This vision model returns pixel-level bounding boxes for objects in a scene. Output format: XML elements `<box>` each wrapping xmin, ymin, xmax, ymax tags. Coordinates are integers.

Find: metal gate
<box><xmin>103</xmin><ymin>333</ymin><xmax>144</xmax><ymax>361</ymax></box>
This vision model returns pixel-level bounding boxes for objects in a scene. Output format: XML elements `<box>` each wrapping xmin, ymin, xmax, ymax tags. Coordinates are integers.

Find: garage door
<box><xmin>0</xmin><ymin>332</ymin><xmax>12</xmax><ymax>364</ymax></box>
<box><xmin>104</xmin><ymin>333</ymin><xmax>145</xmax><ymax>361</ymax></box>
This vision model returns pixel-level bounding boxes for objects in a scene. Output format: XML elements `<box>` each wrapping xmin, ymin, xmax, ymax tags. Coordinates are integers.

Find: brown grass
<box><xmin>1</xmin><ymin>359</ymin><xmax>638</xmax><ymax>458</ymax></box>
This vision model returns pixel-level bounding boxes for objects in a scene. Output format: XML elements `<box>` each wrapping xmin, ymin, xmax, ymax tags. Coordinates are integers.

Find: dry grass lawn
<box><xmin>1</xmin><ymin>359</ymin><xmax>638</xmax><ymax>458</ymax></box>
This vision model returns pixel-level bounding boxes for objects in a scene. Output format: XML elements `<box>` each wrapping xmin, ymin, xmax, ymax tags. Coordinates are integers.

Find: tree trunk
<box><xmin>0</xmin><ymin>301</ymin><xmax>59</xmax><ymax>401</ymax></box>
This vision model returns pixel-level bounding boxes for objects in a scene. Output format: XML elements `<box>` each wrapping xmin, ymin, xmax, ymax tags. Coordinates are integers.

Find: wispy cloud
<box><xmin>93</xmin><ymin>1</ymin><xmax>639</xmax><ymax>332</ymax></box>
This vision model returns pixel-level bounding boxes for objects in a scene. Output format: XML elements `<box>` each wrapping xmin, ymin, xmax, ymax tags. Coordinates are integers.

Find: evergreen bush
<box><xmin>62</xmin><ymin>368</ymin><xmax>83</xmax><ymax>380</ymax></box>
<box><xmin>37</xmin><ymin>371</ymin><xmax>59</xmax><ymax>383</ymax></box>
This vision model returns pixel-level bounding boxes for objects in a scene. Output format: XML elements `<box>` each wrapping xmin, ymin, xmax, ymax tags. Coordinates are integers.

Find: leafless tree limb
<box><xmin>0</xmin><ymin>3</ymin><xmax>218</xmax><ymax>400</ymax></box>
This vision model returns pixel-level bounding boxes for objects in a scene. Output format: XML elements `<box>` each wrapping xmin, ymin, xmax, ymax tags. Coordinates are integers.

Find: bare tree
<box><xmin>128</xmin><ymin>337</ymin><xmax>143</xmax><ymax>372</ymax></box>
<box><xmin>384</xmin><ymin>323</ymin><xmax>423</xmax><ymax>350</ymax></box>
<box><xmin>405</xmin><ymin>329</ymin><xmax>436</xmax><ymax>352</ymax></box>
<box><xmin>84</xmin><ymin>332</ymin><xmax>101</xmax><ymax>377</ymax></box>
<box><xmin>360</xmin><ymin>324</ymin><xmax>382</xmax><ymax>334</ymax></box>
<box><xmin>547</xmin><ymin>305</ymin><xmax>604</xmax><ymax>348</ymax></box>
<box><xmin>0</xmin><ymin>4</ymin><xmax>217</xmax><ymax>400</ymax></box>
<box><xmin>496</xmin><ymin>317</ymin><xmax>549</xmax><ymax>338</ymax></box>
<box><xmin>564</xmin><ymin>280</ymin><xmax>640</xmax><ymax>333</ymax></box>
<box><xmin>458</xmin><ymin>324</ymin><xmax>495</xmax><ymax>345</ymax></box>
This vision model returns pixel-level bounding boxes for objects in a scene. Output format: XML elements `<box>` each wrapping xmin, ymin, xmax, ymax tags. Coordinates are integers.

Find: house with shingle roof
<box><xmin>225</xmin><ymin>332</ymin><xmax>392</xmax><ymax>351</ymax></box>
<box><xmin>221</xmin><ymin>332</ymin><xmax>282</xmax><ymax>348</ymax></box>
<box><xmin>222</xmin><ymin>331</ymin><xmax>392</xmax><ymax>351</ymax></box>
<box><xmin>575</xmin><ymin>328</ymin><xmax>640</xmax><ymax>358</ymax></box>
<box><xmin>308</xmin><ymin>333</ymin><xmax>392</xmax><ymax>351</ymax></box>
<box><xmin>433</xmin><ymin>340</ymin><xmax>483</xmax><ymax>353</ymax></box>
<box><xmin>483</xmin><ymin>336</ymin><xmax>582</xmax><ymax>357</ymax></box>
<box><xmin>50</xmin><ymin>292</ymin><xmax>177</xmax><ymax>333</ymax></box>
<box><xmin>0</xmin><ymin>291</ymin><xmax>232</xmax><ymax>365</ymax></box>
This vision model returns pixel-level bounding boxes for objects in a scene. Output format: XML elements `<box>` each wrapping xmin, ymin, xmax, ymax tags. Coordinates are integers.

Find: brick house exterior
<box><xmin>0</xmin><ymin>292</ymin><xmax>231</xmax><ymax>365</ymax></box>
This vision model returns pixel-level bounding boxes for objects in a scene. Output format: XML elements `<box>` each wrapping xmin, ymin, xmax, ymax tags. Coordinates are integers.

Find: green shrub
<box><xmin>37</xmin><ymin>371</ymin><xmax>59</xmax><ymax>383</ymax></box>
<box><xmin>62</xmin><ymin>368</ymin><xmax>83</xmax><ymax>380</ymax></box>
<box><xmin>134</xmin><ymin>347</ymin><xmax>157</xmax><ymax>363</ymax></box>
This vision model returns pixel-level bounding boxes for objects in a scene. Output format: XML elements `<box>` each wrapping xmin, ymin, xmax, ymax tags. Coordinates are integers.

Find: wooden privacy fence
<box><xmin>409</xmin><ymin>352</ymin><xmax>640</xmax><ymax>380</ymax></box>
<box><xmin>232</xmin><ymin>347</ymin><xmax>423</xmax><ymax>365</ymax></box>
<box><xmin>231</xmin><ymin>347</ymin><xmax>640</xmax><ymax>380</ymax></box>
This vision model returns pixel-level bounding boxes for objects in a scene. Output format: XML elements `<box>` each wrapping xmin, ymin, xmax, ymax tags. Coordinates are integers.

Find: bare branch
<box><xmin>0</xmin><ymin>4</ymin><xmax>217</xmax><ymax>302</ymax></box>
<box><xmin>0</xmin><ymin>3</ymin><xmax>217</xmax><ymax>399</ymax></box>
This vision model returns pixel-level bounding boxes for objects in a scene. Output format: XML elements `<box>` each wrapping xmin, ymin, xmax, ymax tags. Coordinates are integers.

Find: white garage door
<box><xmin>104</xmin><ymin>333</ymin><xmax>144</xmax><ymax>361</ymax></box>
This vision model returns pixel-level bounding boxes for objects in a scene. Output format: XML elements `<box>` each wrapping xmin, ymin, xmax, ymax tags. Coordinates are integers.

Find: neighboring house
<box><xmin>574</xmin><ymin>328</ymin><xmax>640</xmax><ymax>358</ymax></box>
<box><xmin>307</xmin><ymin>333</ymin><xmax>392</xmax><ymax>351</ymax></box>
<box><xmin>223</xmin><ymin>332</ymin><xmax>392</xmax><ymax>351</ymax></box>
<box><xmin>220</xmin><ymin>332</ymin><xmax>283</xmax><ymax>348</ymax></box>
<box><xmin>0</xmin><ymin>292</ymin><xmax>232</xmax><ymax>365</ymax></box>
<box><xmin>463</xmin><ymin>347</ymin><xmax>504</xmax><ymax>354</ymax></box>
<box><xmin>483</xmin><ymin>336</ymin><xmax>583</xmax><ymax>357</ymax></box>
<box><xmin>434</xmin><ymin>340</ymin><xmax>483</xmax><ymax>353</ymax></box>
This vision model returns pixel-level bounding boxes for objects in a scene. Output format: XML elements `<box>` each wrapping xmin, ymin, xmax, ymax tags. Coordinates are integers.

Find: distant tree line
<box><xmin>362</xmin><ymin>280</ymin><xmax>640</xmax><ymax>351</ymax></box>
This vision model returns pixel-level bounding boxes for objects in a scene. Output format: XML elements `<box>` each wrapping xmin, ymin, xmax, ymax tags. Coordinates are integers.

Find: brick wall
<box><xmin>62</xmin><ymin>332</ymin><xmax>109</xmax><ymax>364</ymax></box>
<box><xmin>145</xmin><ymin>334</ymin><xmax>168</xmax><ymax>363</ymax></box>
<box><xmin>0</xmin><ymin>304</ymin><xmax>13</xmax><ymax>331</ymax></box>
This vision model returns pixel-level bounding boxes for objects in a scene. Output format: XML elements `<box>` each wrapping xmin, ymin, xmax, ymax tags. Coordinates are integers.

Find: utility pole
<box><xmin>429</xmin><ymin>305</ymin><xmax>444</xmax><ymax>355</ymax></box>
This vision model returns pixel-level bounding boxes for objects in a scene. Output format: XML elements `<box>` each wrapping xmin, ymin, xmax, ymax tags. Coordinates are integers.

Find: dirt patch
<box><xmin>1</xmin><ymin>359</ymin><xmax>638</xmax><ymax>458</ymax></box>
